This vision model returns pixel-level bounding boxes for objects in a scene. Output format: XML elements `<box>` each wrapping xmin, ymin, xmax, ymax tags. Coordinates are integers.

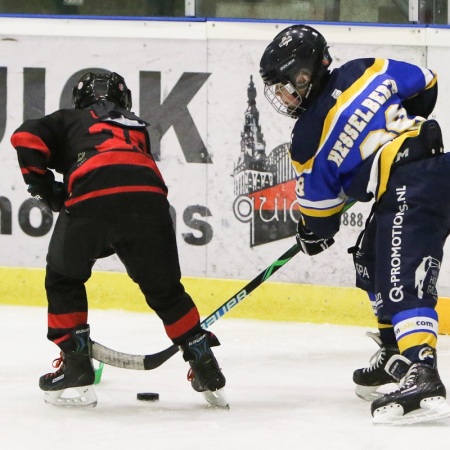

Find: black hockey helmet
<box><xmin>72</xmin><ymin>71</ymin><xmax>132</xmax><ymax>110</ymax></box>
<box><xmin>259</xmin><ymin>24</ymin><xmax>332</xmax><ymax>117</ymax></box>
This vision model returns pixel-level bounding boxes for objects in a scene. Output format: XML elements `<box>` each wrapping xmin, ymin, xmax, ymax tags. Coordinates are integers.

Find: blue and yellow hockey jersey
<box><xmin>291</xmin><ymin>58</ymin><xmax>437</xmax><ymax>238</ymax></box>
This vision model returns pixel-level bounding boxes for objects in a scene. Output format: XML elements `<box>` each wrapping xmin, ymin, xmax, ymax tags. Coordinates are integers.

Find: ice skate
<box><xmin>182</xmin><ymin>332</ymin><xmax>228</xmax><ymax>408</ymax></box>
<box><xmin>372</xmin><ymin>353</ymin><xmax>450</xmax><ymax>425</ymax></box>
<box><xmin>353</xmin><ymin>332</ymin><xmax>400</xmax><ymax>400</ymax></box>
<box><xmin>39</xmin><ymin>324</ymin><xmax>97</xmax><ymax>407</ymax></box>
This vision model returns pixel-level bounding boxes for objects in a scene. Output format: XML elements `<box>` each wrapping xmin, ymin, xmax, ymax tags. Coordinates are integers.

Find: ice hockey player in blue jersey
<box><xmin>259</xmin><ymin>24</ymin><xmax>450</xmax><ymax>424</ymax></box>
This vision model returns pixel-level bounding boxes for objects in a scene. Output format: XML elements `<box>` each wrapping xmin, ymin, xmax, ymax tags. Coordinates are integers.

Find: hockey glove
<box><xmin>28</xmin><ymin>181</ymin><xmax>66</xmax><ymax>212</ymax></box>
<box><xmin>296</xmin><ymin>221</ymin><xmax>334</xmax><ymax>256</ymax></box>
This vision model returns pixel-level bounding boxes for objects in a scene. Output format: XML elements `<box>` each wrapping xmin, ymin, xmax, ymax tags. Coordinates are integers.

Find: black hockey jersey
<box><xmin>11</xmin><ymin>101</ymin><xmax>167</xmax><ymax>215</ymax></box>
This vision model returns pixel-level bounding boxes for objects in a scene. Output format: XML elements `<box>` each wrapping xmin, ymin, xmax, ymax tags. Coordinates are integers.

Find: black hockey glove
<box><xmin>296</xmin><ymin>221</ymin><xmax>334</xmax><ymax>256</ymax></box>
<box><xmin>28</xmin><ymin>181</ymin><xmax>66</xmax><ymax>212</ymax></box>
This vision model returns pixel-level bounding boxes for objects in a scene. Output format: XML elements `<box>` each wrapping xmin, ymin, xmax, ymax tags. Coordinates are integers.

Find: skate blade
<box><xmin>355</xmin><ymin>383</ymin><xmax>398</xmax><ymax>401</ymax></box>
<box><xmin>43</xmin><ymin>385</ymin><xmax>98</xmax><ymax>407</ymax></box>
<box><xmin>201</xmin><ymin>388</ymin><xmax>229</xmax><ymax>409</ymax></box>
<box><xmin>373</xmin><ymin>396</ymin><xmax>450</xmax><ymax>425</ymax></box>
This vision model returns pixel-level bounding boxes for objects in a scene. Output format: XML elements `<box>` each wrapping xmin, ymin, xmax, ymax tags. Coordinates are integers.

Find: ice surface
<box><xmin>2</xmin><ymin>305</ymin><xmax>449</xmax><ymax>449</ymax></box>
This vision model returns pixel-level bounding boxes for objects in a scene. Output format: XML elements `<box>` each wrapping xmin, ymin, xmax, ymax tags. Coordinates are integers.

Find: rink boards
<box><xmin>1</xmin><ymin>266</ymin><xmax>450</xmax><ymax>334</ymax></box>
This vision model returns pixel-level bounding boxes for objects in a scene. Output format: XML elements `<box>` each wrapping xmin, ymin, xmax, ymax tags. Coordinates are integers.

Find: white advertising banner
<box><xmin>1</xmin><ymin>19</ymin><xmax>450</xmax><ymax>293</ymax></box>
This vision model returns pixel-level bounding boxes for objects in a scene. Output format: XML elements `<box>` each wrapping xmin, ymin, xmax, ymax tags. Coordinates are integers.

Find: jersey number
<box><xmin>89</xmin><ymin>123</ymin><xmax>147</xmax><ymax>153</ymax></box>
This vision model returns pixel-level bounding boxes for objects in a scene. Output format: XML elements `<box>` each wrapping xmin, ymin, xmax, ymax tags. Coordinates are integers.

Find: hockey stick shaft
<box><xmin>91</xmin><ymin>198</ymin><xmax>356</xmax><ymax>370</ymax></box>
<box><xmin>201</xmin><ymin>242</ymin><xmax>302</xmax><ymax>329</ymax></box>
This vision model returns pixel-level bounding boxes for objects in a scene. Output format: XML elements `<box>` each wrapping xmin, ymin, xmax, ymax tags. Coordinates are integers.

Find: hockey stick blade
<box><xmin>91</xmin><ymin>198</ymin><xmax>357</xmax><ymax>370</ymax></box>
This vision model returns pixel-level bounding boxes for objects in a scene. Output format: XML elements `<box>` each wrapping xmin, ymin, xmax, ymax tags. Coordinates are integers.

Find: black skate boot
<box><xmin>353</xmin><ymin>332</ymin><xmax>400</xmax><ymax>400</ymax></box>
<box><xmin>39</xmin><ymin>324</ymin><xmax>97</xmax><ymax>407</ymax></box>
<box><xmin>371</xmin><ymin>349</ymin><xmax>450</xmax><ymax>424</ymax></box>
<box><xmin>182</xmin><ymin>331</ymin><xmax>228</xmax><ymax>408</ymax></box>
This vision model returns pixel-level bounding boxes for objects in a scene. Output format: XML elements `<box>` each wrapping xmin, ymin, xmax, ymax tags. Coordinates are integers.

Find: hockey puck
<box><xmin>137</xmin><ymin>392</ymin><xmax>159</xmax><ymax>401</ymax></box>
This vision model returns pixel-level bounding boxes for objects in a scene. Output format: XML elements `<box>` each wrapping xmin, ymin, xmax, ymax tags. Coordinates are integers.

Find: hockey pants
<box><xmin>45</xmin><ymin>195</ymin><xmax>202</xmax><ymax>352</ymax></box>
<box><xmin>353</xmin><ymin>152</ymin><xmax>450</xmax><ymax>322</ymax></box>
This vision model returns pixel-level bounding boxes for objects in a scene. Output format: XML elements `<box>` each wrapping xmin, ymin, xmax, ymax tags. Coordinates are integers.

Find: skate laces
<box><xmin>363</xmin><ymin>347</ymin><xmax>386</xmax><ymax>373</ymax></box>
<box><xmin>52</xmin><ymin>353</ymin><xmax>64</xmax><ymax>368</ymax></box>
<box><xmin>398</xmin><ymin>364</ymin><xmax>419</xmax><ymax>391</ymax></box>
<box><xmin>43</xmin><ymin>352</ymin><xmax>64</xmax><ymax>379</ymax></box>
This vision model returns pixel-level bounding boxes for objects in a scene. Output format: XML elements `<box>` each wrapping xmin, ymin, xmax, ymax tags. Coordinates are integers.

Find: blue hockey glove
<box><xmin>296</xmin><ymin>221</ymin><xmax>334</xmax><ymax>256</ymax></box>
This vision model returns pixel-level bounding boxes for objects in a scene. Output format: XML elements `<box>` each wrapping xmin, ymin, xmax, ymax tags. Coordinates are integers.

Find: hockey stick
<box><xmin>90</xmin><ymin>198</ymin><xmax>357</xmax><ymax>370</ymax></box>
<box><xmin>89</xmin><ymin>242</ymin><xmax>301</xmax><ymax>370</ymax></box>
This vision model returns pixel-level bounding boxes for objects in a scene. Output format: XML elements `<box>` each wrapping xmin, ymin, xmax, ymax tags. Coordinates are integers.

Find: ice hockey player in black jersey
<box><xmin>11</xmin><ymin>71</ymin><xmax>227</xmax><ymax>408</ymax></box>
<box><xmin>260</xmin><ymin>24</ymin><xmax>450</xmax><ymax>424</ymax></box>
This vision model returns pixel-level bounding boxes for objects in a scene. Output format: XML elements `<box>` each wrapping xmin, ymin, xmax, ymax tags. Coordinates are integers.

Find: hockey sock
<box><xmin>392</xmin><ymin>307</ymin><xmax>438</xmax><ymax>365</ymax></box>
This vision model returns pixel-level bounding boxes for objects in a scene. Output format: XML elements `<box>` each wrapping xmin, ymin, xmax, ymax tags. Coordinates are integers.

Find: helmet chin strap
<box><xmin>298</xmin><ymin>82</ymin><xmax>313</xmax><ymax>105</ymax></box>
<box><xmin>301</xmin><ymin>83</ymin><xmax>313</xmax><ymax>102</ymax></box>
<box><xmin>284</xmin><ymin>81</ymin><xmax>312</xmax><ymax>116</ymax></box>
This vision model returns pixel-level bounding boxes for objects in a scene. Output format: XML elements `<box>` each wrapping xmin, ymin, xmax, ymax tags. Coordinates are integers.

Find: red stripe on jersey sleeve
<box><xmin>11</xmin><ymin>132</ymin><xmax>51</xmax><ymax>157</ymax></box>
<box><xmin>21</xmin><ymin>166</ymin><xmax>48</xmax><ymax>175</ymax></box>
